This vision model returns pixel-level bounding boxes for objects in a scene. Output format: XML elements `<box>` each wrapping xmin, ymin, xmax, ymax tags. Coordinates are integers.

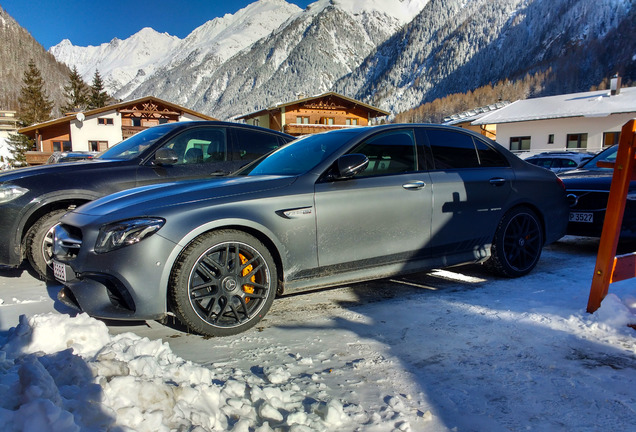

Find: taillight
<box><xmin>556</xmin><ymin>177</ymin><xmax>566</xmax><ymax>192</ymax></box>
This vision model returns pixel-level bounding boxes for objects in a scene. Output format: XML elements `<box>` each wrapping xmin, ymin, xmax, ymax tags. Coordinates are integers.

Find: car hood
<box><xmin>0</xmin><ymin>159</ymin><xmax>119</xmax><ymax>182</ymax></box>
<box><xmin>72</xmin><ymin>175</ymin><xmax>297</xmax><ymax>217</ymax></box>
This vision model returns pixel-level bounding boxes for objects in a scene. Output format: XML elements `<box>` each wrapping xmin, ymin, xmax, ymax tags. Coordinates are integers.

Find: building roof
<box><xmin>236</xmin><ymin>91</ymin><xmax>390</xmax><ymax>119</ymax></box>
<box><xmin>442</xmin><ymin>101</ymin><xmax>510</xmax><ymax>125</ymax></box>
<box><xmin>473</xmin><ymin>87</ymin><xmax>636</xmax><ymax>125</ymax></box>
<box><xmin>19</xmin><ymin>96</ymin><xmax>216</xmax><ymax>133</ymax></box>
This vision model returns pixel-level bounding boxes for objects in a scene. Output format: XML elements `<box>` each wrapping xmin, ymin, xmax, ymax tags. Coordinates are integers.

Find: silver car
<box><xmin>53</xmin><ymin>124</ymin><xmax>568</xmax><ymax>336</ymax></box>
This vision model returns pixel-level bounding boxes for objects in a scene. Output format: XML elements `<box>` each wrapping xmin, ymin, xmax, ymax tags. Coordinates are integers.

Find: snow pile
<box><xmin>0</xmin><ymin>313</ymin><xmax>383</xmax><ymax>431</ymax></box>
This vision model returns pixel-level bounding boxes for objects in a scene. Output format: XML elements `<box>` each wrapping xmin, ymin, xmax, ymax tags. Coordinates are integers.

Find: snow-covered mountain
<box><xmin>50</xmin><ymin>0</ymin><xmax>304</xmax><ymax>98</ymax></box>
<box><xmin>48</xmin><ymin>0</ymin><xmax>635</xmax><ymax>120</ymax></box>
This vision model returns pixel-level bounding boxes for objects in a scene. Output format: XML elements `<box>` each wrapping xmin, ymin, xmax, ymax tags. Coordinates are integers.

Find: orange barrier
<box><xmin>588</xmin><ymin>119</ymin><xmax>636</xmax><ymax>313</ymax></box>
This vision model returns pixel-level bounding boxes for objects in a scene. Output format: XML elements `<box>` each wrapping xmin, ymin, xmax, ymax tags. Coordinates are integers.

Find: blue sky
<box><xmin>2</xmin><ymin>0</ymin><xmax>314</xmax><ymax>49</ymax></box>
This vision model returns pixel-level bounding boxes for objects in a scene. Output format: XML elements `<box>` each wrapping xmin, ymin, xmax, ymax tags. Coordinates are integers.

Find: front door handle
<box><xmin>489</xmin><ymin>178</ymin><xmax>506</xmax><ymax>187</ymax></box>
<box><xmin>403</xmin><ymin>181</ymin><xmax>426</xmax><ymax>190</ymax></box>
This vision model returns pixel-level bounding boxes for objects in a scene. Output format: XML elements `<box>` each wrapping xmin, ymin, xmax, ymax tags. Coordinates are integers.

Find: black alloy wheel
<box><xmin>486</xmin><ymin>206</ymin><xmax>543</xmax><ymax>278</ymax></box>
<box><xmin>170</xmin><ymin>230</ymin><xmax>277</xmax><ymax>337</ymax></box>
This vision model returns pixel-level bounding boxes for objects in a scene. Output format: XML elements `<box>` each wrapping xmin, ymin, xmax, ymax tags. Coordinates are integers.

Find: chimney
<box><xmin>610</xmin><ymin>73</ymin><xmax>622</xmax><ymax>96</ymax></box>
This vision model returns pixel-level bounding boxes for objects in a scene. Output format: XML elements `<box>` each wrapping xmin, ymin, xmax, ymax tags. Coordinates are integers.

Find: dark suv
<box><xmin>0</xmin><ymin>121</ymin><xmax>294</xmax><ymax>279</ymax></box>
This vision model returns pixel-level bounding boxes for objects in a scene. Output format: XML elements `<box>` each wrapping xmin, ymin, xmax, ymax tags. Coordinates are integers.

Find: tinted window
<box><xmin>350</xmin><ymin>130</ymin><xmax>417</xmax><ymax>177</ymax></box>
<box><xmin>427</xmin><ymin>129</ymin><xmax>507</xmax><ymax>169</ymax></box>
<box><xmin>232</xmin><ymin>129</ymin><xmax>284</xmax><ymax>162</ymax></box>
<box><xmin>475</xmin><ymin>139</ymin><xmax>508</xmax><ymax>167</ymax></box>
<box><xmin>427</xmin><ymin>129</ymin><xmax>480</xmax><ymax>169</ymax></box>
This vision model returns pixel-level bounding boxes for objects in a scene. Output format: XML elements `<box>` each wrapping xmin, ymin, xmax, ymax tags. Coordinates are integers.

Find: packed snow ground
<box><xmin>1</xmin><ymin>236</ymin><xmax>636</xmax><ymax>431</ymax></box>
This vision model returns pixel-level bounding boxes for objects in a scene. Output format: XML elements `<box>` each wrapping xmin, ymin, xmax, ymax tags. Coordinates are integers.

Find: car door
<box><xmin>423</xmin><ymin>128</ymin><xmax>514</xmax><ymax>256</ymax></box>
<box><xmin>314</xmin><ymin>128</ymin><xmax>433</xmax><ymax>271</ymax></box>
<box><xmin>136</xmin><ymin>126</ymin><xmax>234</xmax><ymax>185</ymax></box>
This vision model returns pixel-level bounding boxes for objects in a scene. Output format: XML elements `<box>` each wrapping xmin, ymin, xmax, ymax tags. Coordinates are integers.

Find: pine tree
<box><xmin>88</xmin><ymin>70</ymin><xmax>109</xmax><ymax>109</ymax></box>
<box><xmin>8</xmin><ymin>60</ymin><xmax>54</xmax><ymax>166</ymax></box>
<box><xmin>61</xmin><ymin>66</ymin><xmax>89</xmax><ymax>114</ymax></box>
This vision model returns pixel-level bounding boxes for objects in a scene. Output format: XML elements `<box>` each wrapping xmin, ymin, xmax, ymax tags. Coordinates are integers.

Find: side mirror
<box><xmin>333</xmin><ymin>153</ymin><xmax>369</xmax><ymax>179</ymax></box>
<box><xmin>153</xmin><ymin>148</ymin><xmax>179</xmax><ymax>166</ymax></box>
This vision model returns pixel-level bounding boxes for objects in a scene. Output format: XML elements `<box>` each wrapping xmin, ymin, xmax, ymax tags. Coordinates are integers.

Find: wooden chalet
<box><xmin>236</xmin><ymin>92</ymin><xmax>389</xmax><ymax>136</ymax></box>
<box><xmin>19</xmin><ymin>96</ymin><xmax>216</xmax><ymax>165</ymax></box>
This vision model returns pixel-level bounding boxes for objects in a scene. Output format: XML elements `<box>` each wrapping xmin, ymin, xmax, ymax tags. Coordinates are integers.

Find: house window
<box><xmin>548</xmin><ymin>134</ymin><xmax>554</xmax><ymax>144</ymax></box>
<box><xmin>52</xmin><ymin>141</ymin><xmax>71</xmax><ymax>152</ymax></box>
<box><xmin>346</xmin><ymin>118</ymin><xmax>359</xmax><ymax>126</ymax></box>
<box><xmin>510</xmin><ymin>136</ymin><xmax>531</xmax><ymax>151</ymax></box>
<box><xmin>603</xmin><ymin>131</ymin><xmax>620</xmax><ymax>147</ymax></box>
<box><xmin>132</xmin><ymin>118</ymin><xmax>142</xmax><ymax>127</ymax></box>
<box><xmin>159</xmin><ymin>118</ymin><xmax>169</xmax><ymax>125</ymax></box>
<box><xmin>567</xmin><ymin>133</ymin><xmax>588</xmax><ymax>149</ymax></box>
<box><xmin>89</xmin><ymin>140</ymin><xmax>108</xmax><ymax>151</ymax></box>
<box><xmin>97</xmin><ymin>118</ymin><xmax>114</xmax><ymax>125</ymax></box>
<box><xmin>323</xmin><ymin>117</ymin><xmax>334</xmax><ymax>125</ymax></box>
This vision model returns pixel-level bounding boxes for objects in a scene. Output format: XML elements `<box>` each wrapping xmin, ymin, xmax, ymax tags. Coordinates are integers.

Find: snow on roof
<box><xmin>443</xmin><ymin>101</ymin><xmax>511</xmax><ymax>125</ymax></box>
<box><xmin>473</xmin><ymin>86</ymin><xmax>636</xmax><ymax>125</ymax></box>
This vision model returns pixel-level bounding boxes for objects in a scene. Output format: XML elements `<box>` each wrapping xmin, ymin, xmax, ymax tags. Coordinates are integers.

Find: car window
<box><xmin>241</xmin><ymin>131</ymin><xmax>349</xmax><ymax>176</ymax></box>
<box><xmin>579</xmin><ymin>146</ymin><xmax>617</xmax><ymax>170</ymax></box>
<box><xmin>557</xmin><ymin>159</ymin><xmax>578</xmax><ymax>168</ymax></box>
<box><xmin>160</xmin><ymin>127</ymin><xmax>227</xmax><ymax>165</ymax></box>
<box><xmin>426</xmin><ymin>129</ymin><xmax>507</xmax><ymax>169</ymax></box>
<box><xmin>98</xmin><ymin>124</ymin><xmax>174</xmax><ymax>160</ymax></box>
<box><xmin>349</xmin><ymin>130</ymin><xmax>417</xmax><ymax>177</ymax></box>
<box><xmin>231</xmin><ymin>129</ymin><xmax>285</xmax><ymax>162</ymax></box>
<box><xmin>531</xmin><ymin>158</ymin><xmax>553</xmax><ymax>168</ymax></box>
<box><xmin>426</xmin><ymin>129</ymin><xmax>475</xmax><ymax>169</ymax></box>
<box><xmin>474</xmin><ymin>138</ymin><xmax>508</xmax><ymax>167</ymax></box>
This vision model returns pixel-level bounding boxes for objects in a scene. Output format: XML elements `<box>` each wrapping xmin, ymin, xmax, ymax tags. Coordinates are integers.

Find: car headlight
<box><xmin>0</xmin><ymin>184</ymin><xmax>29</xmax><ymax>204</ymax></box>
<box><xmin>95</xmin><ymin>218</ymin><xmax>165</xmax><ymax>254</ymax></box>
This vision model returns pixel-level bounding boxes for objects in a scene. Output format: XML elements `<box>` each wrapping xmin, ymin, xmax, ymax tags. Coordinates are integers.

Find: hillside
<box><xmin>0</xmin><ymin>5</ymin><xmax>71</xmax><ymax>113</ymax></box>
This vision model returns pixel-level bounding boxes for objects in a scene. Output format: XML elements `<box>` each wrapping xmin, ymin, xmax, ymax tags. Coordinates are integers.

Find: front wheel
<box><xmin>26</xmin><ymin>209</ymin><xmax>68</xmax><ymax>281</ymax></box>
<box><xmin>170</xmin><ymin>230</ymin><xmax>278</xmax><ymax>337</ymax></box>
<box><xmin>485</xmin><ymin>207</ymin><xmax>543</xmax><ymax>278</ymax></box>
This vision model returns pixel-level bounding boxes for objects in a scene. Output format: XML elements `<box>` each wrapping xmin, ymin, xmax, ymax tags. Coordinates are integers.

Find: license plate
<box><xmin>569</xmin><ymin>212</ymin><xmax>593</xmax><ymax>223</ymax></box>
<box><xmin>53</xmin><ymin>261</ymin><xmax>67</xmax><ymax>282</ymax></box>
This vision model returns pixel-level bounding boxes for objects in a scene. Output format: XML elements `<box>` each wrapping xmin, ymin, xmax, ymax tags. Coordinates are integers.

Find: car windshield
<box><xmin>578</xmin><ymin>146</ymin><xmax>617</xmax><ymax>171</ymax></box>
<box><xmin>96</xmin><ymin>124</ymin><xmax>176</xmax><ymax>160</ymax></box>
<box><xmin>238</xmin><ymin>130</ymin><xmax>356</xmax><ymax>176</ymax></box>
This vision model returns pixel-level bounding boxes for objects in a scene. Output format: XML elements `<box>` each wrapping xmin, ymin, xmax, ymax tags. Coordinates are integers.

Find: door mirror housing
<box><xmin>333</xmin><ymin>153</ymin><xmax>369</xmax><ymax>179</ymax></box>
<box><xmin>153</xmin><ymin>148</ymin><xmax>179</xmax><ymax>166</ymax></box>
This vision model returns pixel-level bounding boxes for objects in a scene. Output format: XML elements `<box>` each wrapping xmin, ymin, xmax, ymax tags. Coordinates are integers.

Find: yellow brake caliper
<box><xmin>239</xmin><ymin>253</ymin><xmax>255</xmax><ymax>302</ymax></box>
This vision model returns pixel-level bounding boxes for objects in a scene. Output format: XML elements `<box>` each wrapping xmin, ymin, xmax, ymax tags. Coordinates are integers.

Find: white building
<box><xmin>19</xmin><ymin>96</ymin><xmax>215</xmax><ymax>165</ymax></box>
<box><xmin>473</xmin><ymin>82</ymin><xmax>636</xmax><ymax>155</ymax></box>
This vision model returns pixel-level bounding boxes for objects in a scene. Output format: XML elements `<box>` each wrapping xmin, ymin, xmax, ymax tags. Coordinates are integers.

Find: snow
<box><xmin>1</xmin><ymin>236</ymin><xmax>636</xmax><ymax>430</ymax></box>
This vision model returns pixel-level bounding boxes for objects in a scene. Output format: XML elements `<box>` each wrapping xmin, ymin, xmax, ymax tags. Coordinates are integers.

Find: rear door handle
<box><xmin>403</xmin><ymin>181</ymin><xmax>426</xmax><ymax>190</ymax></box>
<box><xmin>489</xmin><ymin>178</ymin><xmax>506</xmax><ymax>187</ymax></box>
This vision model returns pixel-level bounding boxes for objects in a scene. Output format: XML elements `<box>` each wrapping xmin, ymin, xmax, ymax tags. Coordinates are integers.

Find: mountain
<box><xmin>334</xmin><ymin>0</ymin><xmax>636</xmax><ymax>114</ymax></box>
<box><xmin>47</xmin><ymin>0</ymin><xmax>635</xmax><ymax>120</ymax></box>
<box><xmin>50</xmin><ymin>0</ymin><xmax>304</xmax><ymax>99</ymax></box>
<box><xmin>0</xmin><ymin>5</ymin><xmax>71</xmax><ymax>112</ymax></box>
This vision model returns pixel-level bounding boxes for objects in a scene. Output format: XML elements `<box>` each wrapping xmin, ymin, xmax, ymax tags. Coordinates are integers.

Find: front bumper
<box><xmin>53</xmin><ymin>223</ymin><xmax>179</xmax><ymax>321</ymax></box>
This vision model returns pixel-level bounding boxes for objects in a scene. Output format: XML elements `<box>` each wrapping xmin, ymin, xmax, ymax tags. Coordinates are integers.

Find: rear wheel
<box><xmin>170</xmin><ymin>230</ymin><xmax>277</xmax><ymax>337</ymax></box>
<box><xmin>485</xmin><ymin>206</ymin><xmax>543</xmax><ymax>278</ymax></box>
<box><xmin>26</xmin><ymin>209</ymin><xmax>68</xmax><ymax>281</ymax></box>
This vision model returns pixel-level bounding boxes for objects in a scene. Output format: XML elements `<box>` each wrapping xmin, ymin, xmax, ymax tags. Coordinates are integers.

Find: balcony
<box><xmin>284</xmin><ymin>123</ymin><xmax>357</xmax><ymax>136</ymax></box>
<box><xmin>121</xmin><ymin>126</ymin><xmax>147</xmax><ymax>139</ymax></box>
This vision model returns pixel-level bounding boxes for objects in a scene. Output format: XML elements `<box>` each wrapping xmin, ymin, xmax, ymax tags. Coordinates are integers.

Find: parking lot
<box><xmin>2</xmin><ymin>236</ymin><xmax>636</xmax><ymax>430</ymax></box>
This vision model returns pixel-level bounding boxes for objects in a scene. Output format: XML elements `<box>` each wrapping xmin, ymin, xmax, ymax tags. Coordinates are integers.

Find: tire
<box><xmin>26</xmin><ymin>209</ymin><xmax>68</xmax><ymax>281</ymax></box>
<box><xmin>170</xmin><ymin>230</ymin><xmax>278</xmax><ymax>337</ymax></box>
<box><xmin>485</xmin><ymin>206</ymin><xmax>544</xmax><ymax>278</ymax></box>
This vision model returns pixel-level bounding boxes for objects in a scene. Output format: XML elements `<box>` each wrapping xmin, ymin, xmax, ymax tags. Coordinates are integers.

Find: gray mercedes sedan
<box><xmin>52</xmin><ymin>124</ymin><xmax>568</xmax><ymax>336</ymax></box>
